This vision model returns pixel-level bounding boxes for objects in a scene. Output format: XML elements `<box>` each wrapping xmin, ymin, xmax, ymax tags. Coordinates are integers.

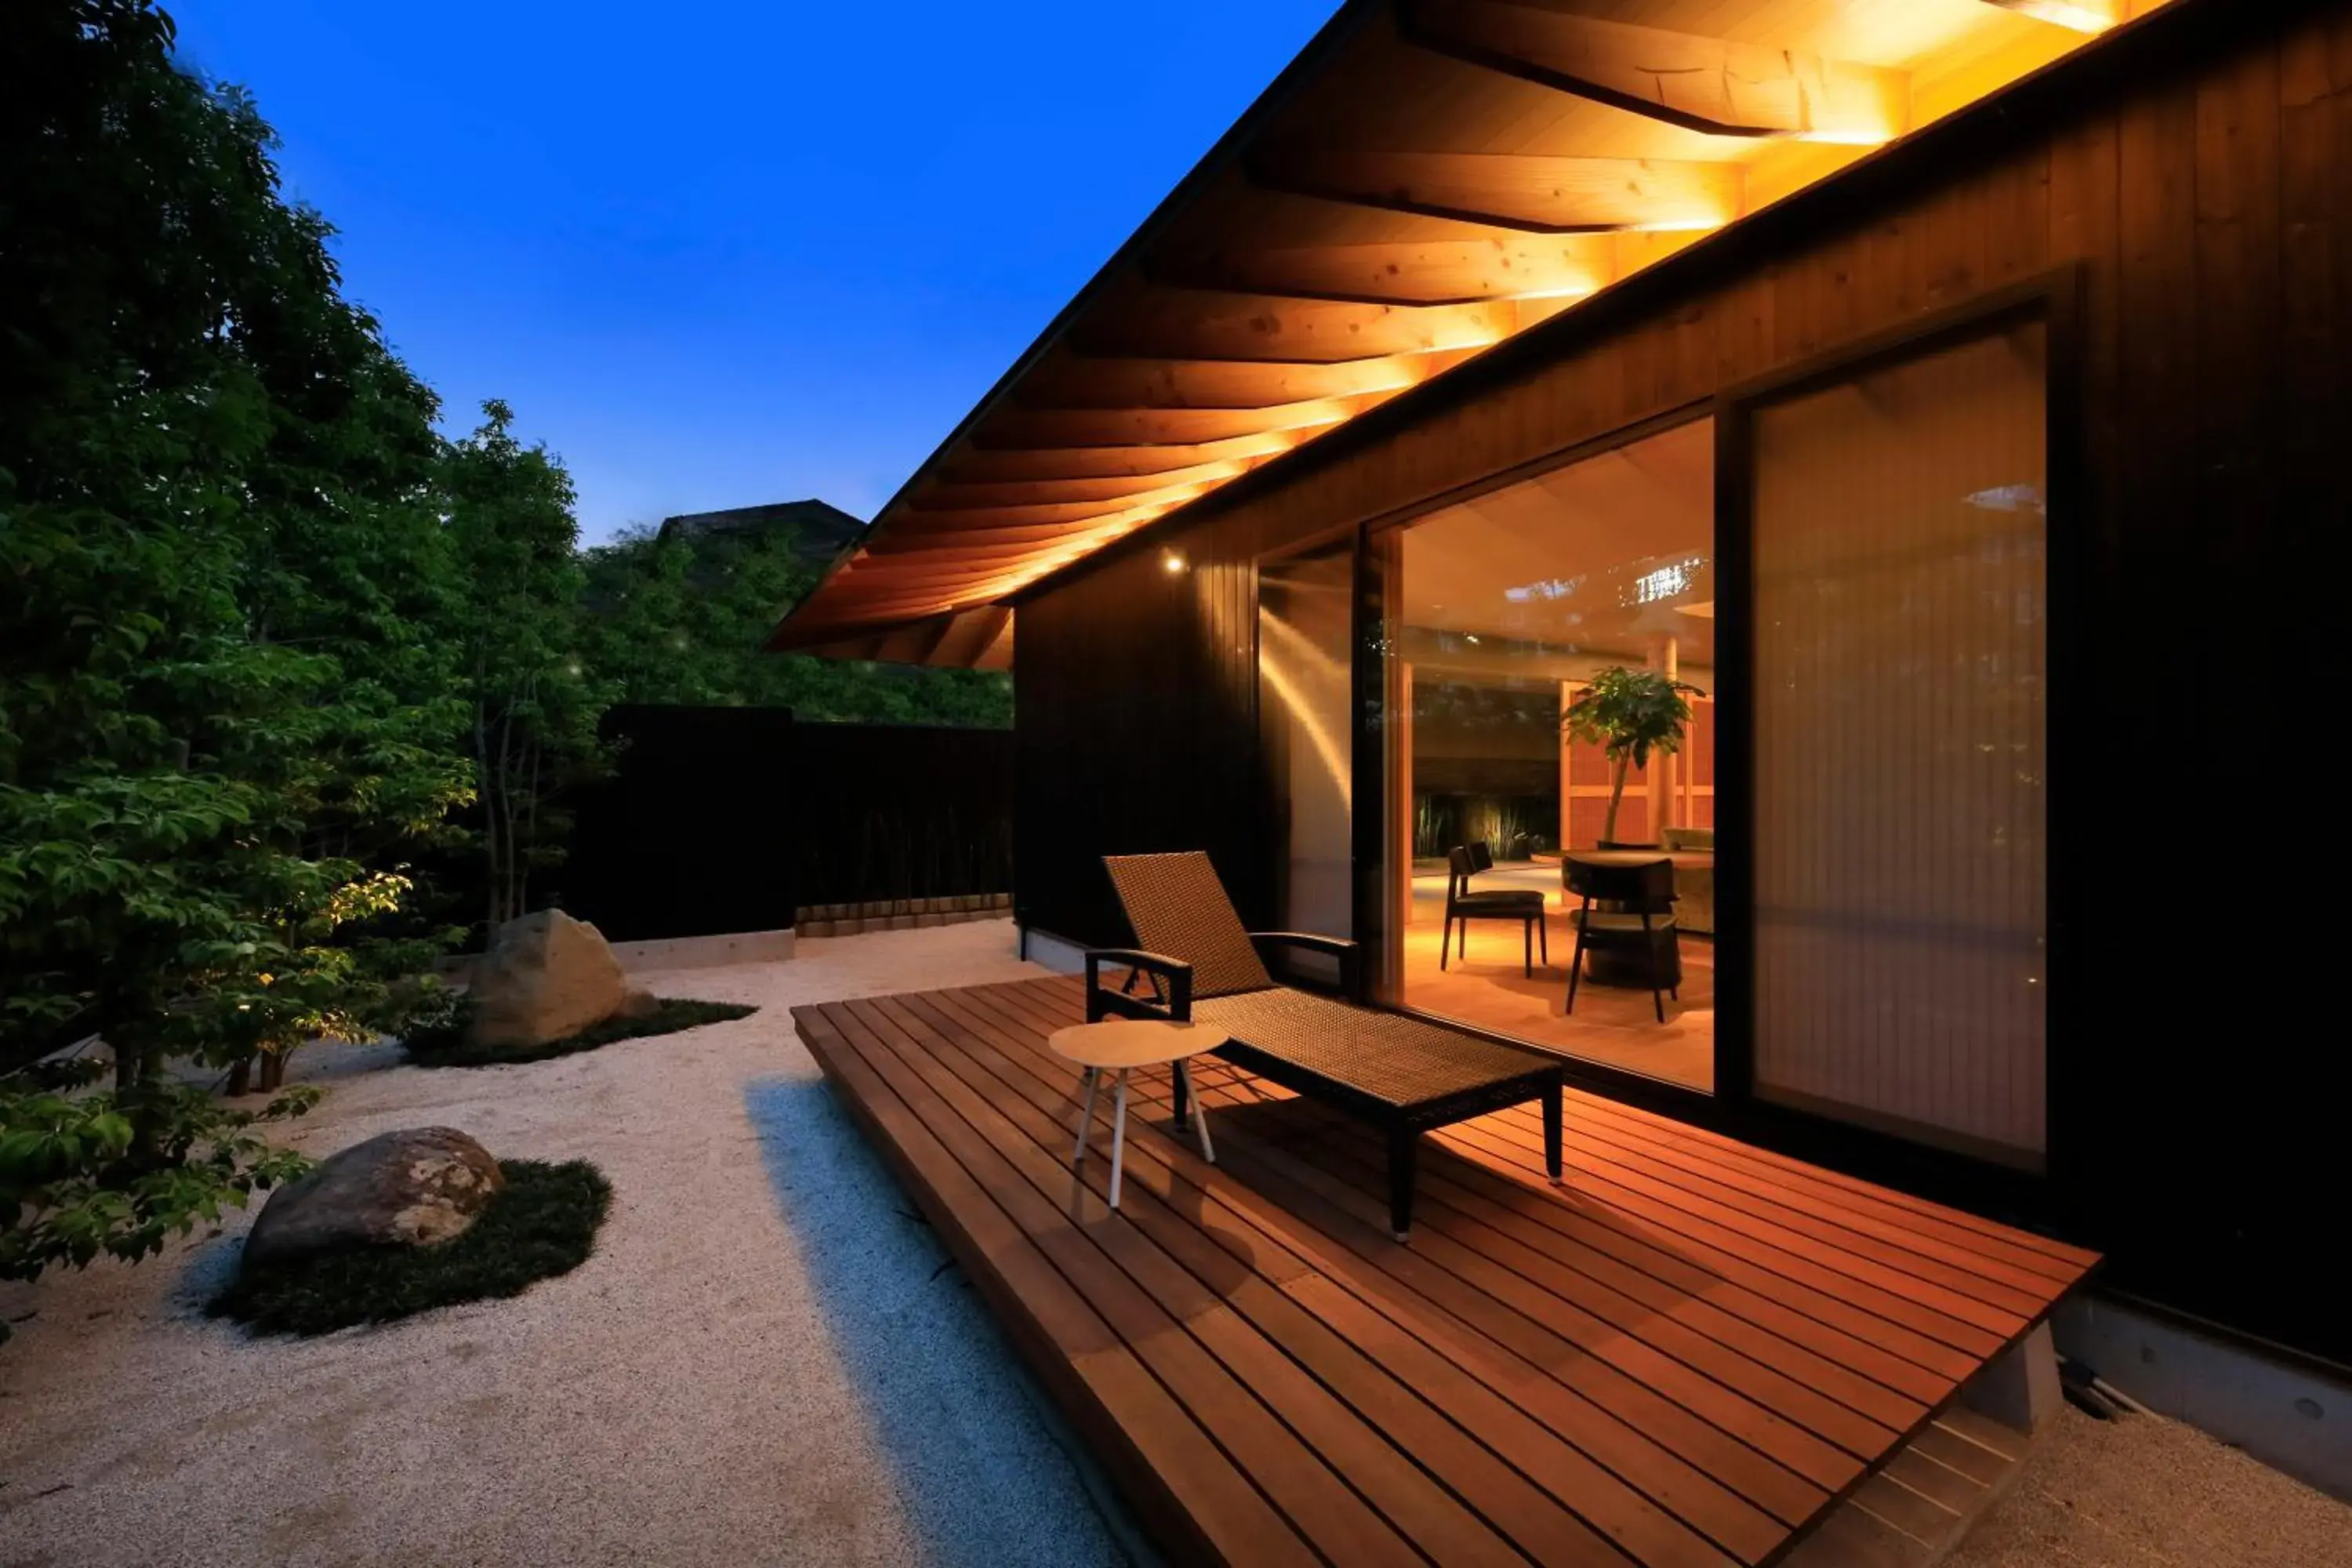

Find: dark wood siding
<box><xmin>1017</xmin><ymin>547</ymin><xmax>1266</xmax><ymax>946</ymax></box>
<box><xmin>1014</xmin><ymin>0</ymin><xmax>2351</xmax><ymax>1362</ymax></box>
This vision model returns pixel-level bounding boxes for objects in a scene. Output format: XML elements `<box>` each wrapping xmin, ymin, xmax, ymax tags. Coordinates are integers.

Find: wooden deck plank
<box><xmin>877</xmin><ymin>991</ymin><xmax>1742</xmax><ymax>1568</ymax></box>
<box><xmin>968</xmin><ymin>983</ymin><xmax>1965</xmax><ymax>1468</ymax></box>
<box><xmin>1509</xmin><ymin>1096</ymin><xmax>2092</xmax><ymax>1283</ymax></box>
<box><xmin>1432</xmin><ymin>1116</ymin><xmax>2016</xmax><ymax>1353</ymax></box>
<box><xmin>1278</xmin><ymin>1111</ymin><xmax>1929</xmax><ymax>1435</ymax></box>
<box><xmin>1483</xmin><ymin>1101</ymin><xmax>2076</xmax><ymax>1301</ymax></box>
<box><xmin>795</xmin><ymin>1008</ymin><xmax>1320</xmax><ymax>1568</ymax></box>
<box><xmin>1417</xmin><ymin>1118</ymin><xmax>1994</xmax><ymax>1385</ymax></box>
<box><xmin>827</xmin><ymin>1000</ymin><xmax>1450</xmax><ymax>1568</ymax></box>
<box><xmin>1330</xmin><ymin>1114</ymin><xmax>1966</xmax><ymax>1406</ymax></box>
<box><xmin>996</xmin><ymin>978</ymin><xmax>2013</xmax><ymax>1371</ymax></box>
<box><xmin>858</xmin><ymin>996</ymin><xmax>1580</xmax><ymax>1568</ymax></box>
<box><xmin>962</xmin><ymin>983</ymin><xmax>1874</xmax><ymax>1494</ymax></box>
<box><xmin>793</xmin><ymin>978</ymin><xmax>2100</xmax><ymax>1568</ymax></box>
<box><xmin>977</xmin><ymin>981</ymin><xmax>1943</xmax><ymax>1418</ymax></box>
<box><xmin>910</xmin><ymin>986</ymin><xmax>1806</xmax><ymax>1555</ymax></box>
<box><xmin>1443</xmin><ymin>1115</ymin><xmax>2027</xmax><ymax>1342</ymax></box>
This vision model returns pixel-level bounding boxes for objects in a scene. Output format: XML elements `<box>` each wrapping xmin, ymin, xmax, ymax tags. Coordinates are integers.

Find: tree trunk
<box><xmin>227</xmin><ymin>1056</ymin><xmax>252</xmax><ymax>1097</ymax></box>
<box><xmin>1603</xmin><ymin>753</ymin><xmax>1629</xmax><ymax>844</ymax></box>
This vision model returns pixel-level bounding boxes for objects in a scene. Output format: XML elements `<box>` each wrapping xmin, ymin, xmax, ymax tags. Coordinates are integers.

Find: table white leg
<box><xmin>1109</xmin><ymin>1069</ymin><xmax>1131</xmax><ymax>1210</ymax></box>
<box><xmin>1073</xmin><ymin>1067</ymin><xmax>1098</xmax><ymax>1171</ymax></box>
<box><xmin>1178</xmin><ymin>1058</ymin><xmax>1215</xmax><ymax>1164</ymax></box>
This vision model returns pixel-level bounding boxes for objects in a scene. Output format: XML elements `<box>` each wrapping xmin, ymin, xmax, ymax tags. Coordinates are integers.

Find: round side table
<box><xmin>1047</xmin><ymin>1018</ymin><xmax>1229</xmax><ymax>1210</ymax></box>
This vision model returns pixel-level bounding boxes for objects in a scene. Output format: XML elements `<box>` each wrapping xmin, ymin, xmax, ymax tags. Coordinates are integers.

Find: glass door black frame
<box><xmin>1710</xmin><ymin>266</ymin><xmax>2085</xmax><ymax>1193</ymax></box>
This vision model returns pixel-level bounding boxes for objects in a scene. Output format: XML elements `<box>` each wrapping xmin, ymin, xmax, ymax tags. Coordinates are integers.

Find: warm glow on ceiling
<box><xmin>1991</xmin><ymin>1</ymin><xmax>2114</xmax><ymax>33</ymax></box>
<box><xmin>773</xmin><ymin>0</ymin><xmax>2154</xmax><ymax>661</ymax></box>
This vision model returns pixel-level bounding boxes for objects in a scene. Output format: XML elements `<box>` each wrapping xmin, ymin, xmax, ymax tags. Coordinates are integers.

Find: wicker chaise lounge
<box><xmin>1087</xmin><ymin>851</ymin><xmax>1564</xmax><ymax>1239</ymax></box>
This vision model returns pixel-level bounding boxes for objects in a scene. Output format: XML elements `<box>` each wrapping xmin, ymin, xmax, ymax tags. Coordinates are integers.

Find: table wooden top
<box><xmin>1048</xmin><ymin>1018</ymin><xmax>1230</xmax><ymax>1069</ymax></box>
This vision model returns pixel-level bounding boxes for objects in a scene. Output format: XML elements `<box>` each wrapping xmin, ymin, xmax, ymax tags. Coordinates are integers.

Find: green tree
<box><xmin>0</xmin><ymin>0</ymin><xmax>470</xmax><ymax>1308</ymax></box>
<box><xmin>579</xmin><ymin>523</ymin><xmax>1013</xmax><ymax>725</ymax></box>
<box><xmin>443</xmin><ymin>401</ymin><xmax>608</xmax><ymax>933</ymax></box>
<box><xmin>1562</xmin><ymin>666</ymin><xmax>1705</xmax><ymax>844</ymax></box>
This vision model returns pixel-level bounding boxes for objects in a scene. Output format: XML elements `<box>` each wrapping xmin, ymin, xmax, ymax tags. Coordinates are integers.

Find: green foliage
<box><xmin>1</xmin><ymin>0</ymin><xmax>467</xmax><ymax>1306</ymax></box>
<box><xmin>1562</xmin><ymin>666</ymin><xmax>1706</xmax><ymax>842</ymax></box>
<box><xmin>392</xmin><ymin>984</ymin><xmax>474</xmax><ymax>1062</ymax></box>
<box><xmin>403</xmin><ymin>997</ymin><xmax>758</xmax><ymax>1069</ymax></box>
<box><xmin>208</xmin><ymin>1158</ymin><xmax>612</xmax><ymax>1336</ymax></box>
<box><xmin>442</xmin><ymin>401</ymin><xmax>610</xmax><ymax>932</ymax></box>
<box><xmin>0</xmin><ymin>0</ymin><xmax>1000</xmax><ymax>1327</ymax></box>
<box><xmin>579</xmin><ymin>524</ymin><xmax>1012</xmax><ymax>726</ymax></box>
<box><xmin>1</xmin><ymin>1056</ymin><xmax>319</xmax><ymax>1341</ymax></box>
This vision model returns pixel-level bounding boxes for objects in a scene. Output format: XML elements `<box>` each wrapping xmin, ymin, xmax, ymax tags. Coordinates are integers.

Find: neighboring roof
<box><xmin>769</xmin><ymin>0</ymin><xmax>2166</xmax><ymax>666</ymax></box>
<box><xmin>659</xmin><ymin>499</ymin><xmax>866</xmax><ymax>566</ymax></box>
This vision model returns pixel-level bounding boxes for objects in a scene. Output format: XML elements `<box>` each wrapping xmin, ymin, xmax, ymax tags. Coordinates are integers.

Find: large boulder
<box><xmin>470</xmin><ymin>909</ymin><xmax>628</xmax><ymax>1048</ymax></box>
<box><xmin>244</xmin><ymin>1127</ymin><xmax>503</xmax><ymax>1269</ymax></box>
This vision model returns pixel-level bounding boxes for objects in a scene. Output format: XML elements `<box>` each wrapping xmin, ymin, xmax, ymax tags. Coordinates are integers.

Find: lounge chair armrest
<box><xmin>1249</xmin><ymin>931</ymin><xmax>1364</xmax><ymax>1004</ymax></box>
<box><xmin>1084</xmin><ymin>949</ymin><xmax>1194</xmax><ymax>1022</ymax></box>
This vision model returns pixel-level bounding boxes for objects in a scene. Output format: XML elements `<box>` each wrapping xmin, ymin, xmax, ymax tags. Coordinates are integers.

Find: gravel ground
<box><xmin>0</xmin><ymin>922</ymin><xmax>1132</xmax><ymax>1568</ymax></box>
<box><xmin>1947</xmin><ymin>1402</ymin><xmax>2352</xmax><ymax>1568</ymax></box>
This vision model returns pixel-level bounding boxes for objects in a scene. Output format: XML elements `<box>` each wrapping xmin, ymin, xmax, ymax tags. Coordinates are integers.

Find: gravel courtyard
<box><xmin>0</xmin><ymin>923</ymin><xmax>1131</xmax><ymax>1568</ymax></box>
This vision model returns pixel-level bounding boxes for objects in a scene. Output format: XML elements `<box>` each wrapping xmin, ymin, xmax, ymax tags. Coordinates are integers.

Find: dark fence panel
<box><xmin>562</xmin><ymin>708</ymin><xmax>1012</xmax><ymax>942</ymax></box>
<box><xmin>789</xmin><ymin>721</ymin><xmax>1014</xmax><ymax>909</ymax></box>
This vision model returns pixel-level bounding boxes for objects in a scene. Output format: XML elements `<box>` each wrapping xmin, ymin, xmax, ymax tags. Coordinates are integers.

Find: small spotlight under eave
<box><xmin>1162</xmin><ymin>550</ymin><xmax>1189</xmax><ymax>575</ymax></box>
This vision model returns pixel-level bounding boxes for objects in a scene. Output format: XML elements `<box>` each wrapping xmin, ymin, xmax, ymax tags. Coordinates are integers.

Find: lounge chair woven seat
<box><xmin>1192</xmin><ymin>989</ymin><xmax>1553</xmax><ymax>1108</ymax></box>
<box><xmin>1088</xmin><ymin>851</ymin><xmax>1564</xmax><ymax>1237</ymax></box>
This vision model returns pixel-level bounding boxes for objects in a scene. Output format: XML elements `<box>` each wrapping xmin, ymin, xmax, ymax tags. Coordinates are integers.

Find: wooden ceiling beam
<box><xmin>1248</xmin><ymin>148</ymin><xmax>1741</xmax><ymax>234</ymax></box>
<box><xmin>929</xmin><ymin>604</ymin><xmax>1014</xmax><ymax>670</ymax></box>
<box><xmin>1014</xmin><ymin>350</ymin><xmax>1476</xmax><ymax>410</ymax></box>
<box><xmin>906</xmin><ymin>460</ymin><xmax>1254</xmax><ymax>510</ymax></box>
<box><xmin>1068</xmin><ymin>289</ymin><xmax>1516</xmax><ymax>363</ymax></box>
<box><xmin>936</xmin><ymin>433</ymin><xmax>1307</xmax><ymax>483</ymax></box>
<box><xmin>1397</xmin><ymin>0</ymin><xmax>1907</xmax><ymax>142</ymax></box>
<box><xmin>1149</xmin><ymin>235</ymin><xmax>1618</xmax><ymax>307</ymax></box>
<box><xmin>877</xmin><ymin>494</ymin><xmax>1203</xmax><ymax>531</ymax></box>
<box><xmin>866</xmin><ymin>500</ymin><xmax>1191</xmax><ymax>557</ymax></box>
<box><xmin>801</xmin><ymin>575</ymin><xmax>1036</xmax><ymax>620</ymax></box>
<box><xmin>973</xmin><ymin>393</ymin><xmax>1392</xmax><ymax>450</ymax></box>
<box><xmin>864</xmin><ymin>524</ymin><xmax>1134</xmax><ymax>561</ymax></box>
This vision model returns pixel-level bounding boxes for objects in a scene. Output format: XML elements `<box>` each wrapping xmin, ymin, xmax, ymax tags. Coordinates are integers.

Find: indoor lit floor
<box><xmin>1401</xmin><ymin>866</ymin><xmax>1714</xmax><ymax>1094</ymax></box>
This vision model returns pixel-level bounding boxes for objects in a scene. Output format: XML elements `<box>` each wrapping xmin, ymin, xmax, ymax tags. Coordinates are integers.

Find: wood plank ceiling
<box><xmin>769</xmin><ymin>0</ymin><xmax>2151</xmax><ymax>668</ymax></box>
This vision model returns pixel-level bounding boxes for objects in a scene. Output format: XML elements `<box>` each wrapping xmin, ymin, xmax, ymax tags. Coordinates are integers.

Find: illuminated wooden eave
<box><xmin>768</xmin><ymin>0</ymin><xmax>2158</xmax><ymax>662</ymax></box>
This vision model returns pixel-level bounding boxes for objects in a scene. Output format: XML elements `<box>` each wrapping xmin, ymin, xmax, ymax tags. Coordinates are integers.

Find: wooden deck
<box><xmin>794</xmin><ymin>976</ymin><xmax>2098</xmax><ymax>1567</ymax></box>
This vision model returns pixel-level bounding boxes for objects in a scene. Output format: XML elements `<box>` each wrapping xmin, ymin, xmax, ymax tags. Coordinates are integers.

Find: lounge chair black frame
<box><xmin>1085</xmin><ymin>851</ymin><xmax>1564</xmax><ymax>1239</ymax></box>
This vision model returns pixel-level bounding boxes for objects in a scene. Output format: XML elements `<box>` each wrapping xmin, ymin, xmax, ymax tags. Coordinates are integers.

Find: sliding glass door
<box><xmin>1742</xmin><ymin>320</ymin><xmax>2050</xmax><ymax>1168</ymax></box>
<box><xmin>1259</xmin><ymin>543</ymin><xmax>1355</xmax><ymax>949</ymax></box>
<box><xmin>1374</xmin><ymin>419</ymin><xmax>1719</xmax><ymax>1094</ymax></box>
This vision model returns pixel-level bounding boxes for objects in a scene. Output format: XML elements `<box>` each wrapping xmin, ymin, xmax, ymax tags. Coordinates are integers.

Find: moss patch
<box><xmin>209</xmin><ymin>1159</ymin><xmax>612</xmax><ymax>1336</ymax></box>
<box><xmin>405</xmin><ymin>997</ymin><xmax>757</xmax><ymax>1068</ymax></box>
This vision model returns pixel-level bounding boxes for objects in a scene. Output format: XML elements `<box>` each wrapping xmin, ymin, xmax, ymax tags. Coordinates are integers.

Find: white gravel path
<box><xmin>0</xmin><ymin>922</ymin><xmax>1134</xmax><ymax>1568</ymax></box>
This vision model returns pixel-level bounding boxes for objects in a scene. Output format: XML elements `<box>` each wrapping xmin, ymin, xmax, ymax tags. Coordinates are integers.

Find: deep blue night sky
<box><xmin>163</xmin><ymin>2</ymin><xmax>1338</xmax><ymax>539</ymax></box>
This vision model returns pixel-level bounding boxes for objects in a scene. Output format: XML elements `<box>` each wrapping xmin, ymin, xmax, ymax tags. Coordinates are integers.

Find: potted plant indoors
<box><xmin>1562</xmin><ymin>666</ymin><xmax>1706</xmax><ymax>848</ymax></box>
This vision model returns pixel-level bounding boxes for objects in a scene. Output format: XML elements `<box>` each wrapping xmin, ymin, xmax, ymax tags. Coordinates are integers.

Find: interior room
<box><xmin>1388</xmin><ymin>417</ymin><xmax>1717</xmax><ymax>1092</ymax></box>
